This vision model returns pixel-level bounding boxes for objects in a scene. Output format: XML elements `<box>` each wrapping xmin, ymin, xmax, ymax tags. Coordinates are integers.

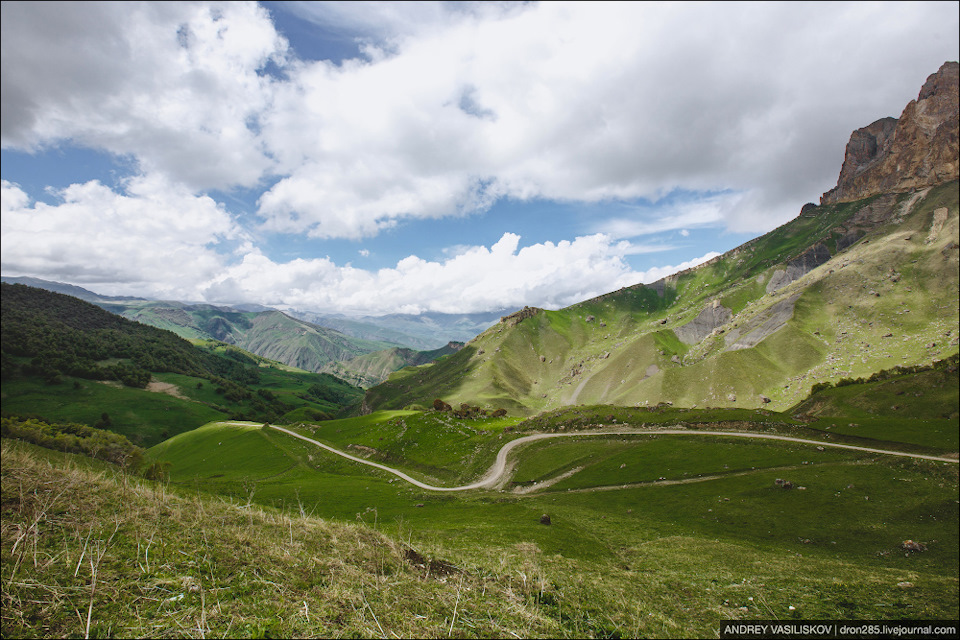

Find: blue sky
<box><xmin>2</xmin><ymin>1</ymin><xmax>957</xmax><ymax>315</ymax></box>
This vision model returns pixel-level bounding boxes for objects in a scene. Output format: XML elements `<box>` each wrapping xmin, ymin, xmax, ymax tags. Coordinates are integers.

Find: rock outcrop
<box><xmin>675</xmin><ymin>300</ymin><xmax>732</xmax><ymax>345</ymax></box>
<box><xmin>765</xmin><ymin>243</ymin><xmax>832</xmax><ymax>294</ymax></box>
<box><xmin>821</xmin><ymin>61</ymin><xmax>958</xmax><ymax>205</ymax></box>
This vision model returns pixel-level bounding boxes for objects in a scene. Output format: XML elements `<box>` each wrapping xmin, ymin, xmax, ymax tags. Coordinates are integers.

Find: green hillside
<box><xmin>99</xmin><ymin>300</ymin><xmax>395</xmax><ymax>372</ymax></box>
<box><xmin>321</xmin><ymin>341</ymin><xmax>464</xmax><ymax>388</ymax></box>
<box><xmin>364</xmin><ymin>182</ymin><xmax>959</xmax><ymax>416</ymax></box>
<box><xmin>5</xmin><ymin>338</ymin><xmax>957</xmax><ymax>638</ymax></box>
<box><xmin>137</xmin><ymin>373</ymin><xmax>958</xmax><ymax>633</ymax></box>
<box><xmin>235</xmin><ymin>310</ymin><xmax>392</xmax><ymax>371</ymax></box>
<box><xmin>1</xmin><ymin>284</ymin><xmax>363</xmax><ymax>446</ymax></box>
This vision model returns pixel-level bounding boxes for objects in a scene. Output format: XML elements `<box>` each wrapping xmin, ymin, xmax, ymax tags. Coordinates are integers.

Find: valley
<box><xmin>2</xmin><ymin>60</ymin><xmax>958</xmax><ymax>638</ymax></box>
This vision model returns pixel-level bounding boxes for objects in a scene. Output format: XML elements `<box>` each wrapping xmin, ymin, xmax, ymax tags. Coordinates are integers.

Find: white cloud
<box><xmin>5</xmin><ymin>169</ymin><xmax>701</xmax><ymax>313</ymax></box>
<box><xmin>4</xmin><ymin>1</ymin><xmax>956</xmax><ymax>239</ymax></box>
<box><xmin>204</xmin><ymin>232</ymin><xmax>647</xmax><ymax>314</ymax></box>
<box><xmin>636</xmin><ymin>252</ymin><xmax>722</xmax><ymax>285</ymax></box>
<box><xmin>597</xmin><ymin>193</ymin><xmax>738</xmax><ymax>239</ymax></box>
<box><xmin>279</xmin><ymin>0</ymin><xmax>492</xmax><ymax>44</ymax></box>
<box><xmin>1</xmin><ymin>1</ymin><xmax>286</xmax><ymax>190</ymax></box>
<box><xmin>1</xmin><ymin>176</ymin><xmax>236</xmax><ymax>298</ymax></box>
<box><xmin>1</xmin><ymin>1</ymin><xmax>958</xmax><ymax>316</ymax></box>
<box><xmin>254</xmin><ymin>1</ymin><xmax>959</xmax><ymax>238</ymax></box>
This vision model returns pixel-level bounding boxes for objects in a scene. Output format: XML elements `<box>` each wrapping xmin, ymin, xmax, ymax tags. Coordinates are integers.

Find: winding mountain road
<box><xmin>266</xmin><ymin>424</ymin><xmax>958</xmax><ymax>493</ymax></box>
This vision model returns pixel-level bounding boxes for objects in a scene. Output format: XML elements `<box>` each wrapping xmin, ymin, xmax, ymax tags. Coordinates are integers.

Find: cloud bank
<box><xmin>2</xmin><ymin>1</ymin><xmax>957</xmax><ymax>313</ymax></box>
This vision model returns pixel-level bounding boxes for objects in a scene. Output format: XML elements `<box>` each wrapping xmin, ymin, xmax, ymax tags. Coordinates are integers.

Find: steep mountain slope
<box><xmin>320</xmin><ymin>341</ymin><xmax>464</xmax><ymax>388</ymax></box>
<box><xmin>364</xmin><ymin>63</ymin><xmax>959</xmax><ymax>416</ymax></box>
<box><xmin>100</xmin><ymin>301</ymin><xmax>393</xmax><ymax>372</ymax></box>
<box><xmin>0</xmin><ymin>284</ymin><xmax>363</xmax><ymax>444</ymax></box>
<box><xmin>228</xmin><ymin>310</ymin><xmax>388</xmax><ymax>371</ymax></box>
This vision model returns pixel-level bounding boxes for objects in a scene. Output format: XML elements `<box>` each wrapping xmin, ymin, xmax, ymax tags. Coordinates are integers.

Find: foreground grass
<box><xmin>1</xmin><ymin>440</ymin><xmax>559</xmax><ymax>639</ymax></box>
<box><xmin>6</xmin><ymin>432</ymin><xmax>959</xmax><ymax>639</ymax></box>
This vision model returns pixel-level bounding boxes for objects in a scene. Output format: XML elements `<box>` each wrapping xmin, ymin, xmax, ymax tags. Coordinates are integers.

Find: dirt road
<box><xmin>266</xmin><ymin>424</ymin><xmax>958</xmax><ymax>493</ymax></box>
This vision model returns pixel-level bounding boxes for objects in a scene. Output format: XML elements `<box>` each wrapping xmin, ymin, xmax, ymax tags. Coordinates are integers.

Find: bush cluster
<box><xmin>809</xmin><ymin>353</ymin><xmax>958</xmax><ymax>395</ymax></box>
<box><xmin>1</xmin><ymin>416</ymin><xmax>143</xmax><ymax>469</ymax></box>
<box><xmin>431</xmin><ymin>399</ymin><xmax>507</xmax><ymax>419</ymax></box>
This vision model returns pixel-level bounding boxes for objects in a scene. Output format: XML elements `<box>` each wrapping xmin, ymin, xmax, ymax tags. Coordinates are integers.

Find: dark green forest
<box><xmin>1</xmin><ymin>283</ymin><xmax>362</xmax><ymax>428</ymax></box>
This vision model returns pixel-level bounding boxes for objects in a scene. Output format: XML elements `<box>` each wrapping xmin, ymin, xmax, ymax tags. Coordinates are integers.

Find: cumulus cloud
<box><xmin>204</xmin><ymin>232</ymin><xmax>651</xmax><ymax>314</ymax></box>
<box><xmin>1</xmin><ymin>1</ymin><xmax>286</xmax><ymax>190</ymax></box>
<box><xmin>3</xmin><ymin>169</ymin><xmax>707</xmax><ymax>314</ymax></box>
<box><xmin>279</xmin><ymin>0</ymin><xmax>498</xmax><ymax>44</ymax></box>
<box><xmin>4</xmin><ymin>1</ymin><xmax>956</xmax><ymax>237</ymax></box>
<box><xmin>2</xmin><ymin>1</ymin><xmax>958</xmax><ymax>315</ymax></box>
<box><xmin>252</xmin><ymin>1</ymin><xmax>959</xmax><ymax>238</ymax></box>
<box><xmin>1</xmin><ymin>176</ymin><xmax>236</xmax><ymax>298</ymax></box>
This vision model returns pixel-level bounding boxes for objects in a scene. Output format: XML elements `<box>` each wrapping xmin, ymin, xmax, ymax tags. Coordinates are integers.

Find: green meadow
<box><xmin>141</xmin><ymin>386</ymin><xmax>959</xmax><ymax>632</ymax></box>
<box><xmin>4</xmin><ymin>342</ymin><xmax>958</xmax><ymax>639</ymax></box>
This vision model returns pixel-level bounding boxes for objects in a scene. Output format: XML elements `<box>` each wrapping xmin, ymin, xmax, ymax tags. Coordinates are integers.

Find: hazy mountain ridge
<box><xmin>320</xmin><ymin>341</ymin><xmax>465</xmax><ymax>388</ymax></box>
<box><xmin>1</xmin><ymin>277</ymin><xmax>500</xmax><ymax>370</ymax></box>
<box><xmin>0</xmin><ymin>276</ymin><xmax>147</xmax><ymax>303</ymax></box>
<box><xmin>0</xmin><ymin>283</ymin><xmax>399</xmax><ymax>374</ymax></box>
<box><xmin>289</xmin><ymin>310</ymin><xmax>510</xmax><ymax>350</ymax></box>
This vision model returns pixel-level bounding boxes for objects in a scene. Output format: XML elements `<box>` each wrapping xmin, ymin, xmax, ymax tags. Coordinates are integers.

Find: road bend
<box><xmin>262</xmin><ymin>424</ymin><xmax>958</xmax><ymax>493</ymax></box>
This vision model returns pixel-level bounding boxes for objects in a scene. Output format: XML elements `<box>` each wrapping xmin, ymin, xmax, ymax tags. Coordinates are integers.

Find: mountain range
<box><xmin>2</xmin><ymin>61</ymin><xmax>958</xmax><ymax>640</ymax></box>
<box><xmin>0</xmin><ymin>277</ymin><xmax>492</xmax><ymax>378</ymax></box>
<box><xmin>2</xmin><ymin>62</ymin><xmax>957</xmax><ymax>420</ymax></box>
<box><xmin>363</xmin><ymin>61</ymin><xmax>959</xmax><ymax>416</ymax></box>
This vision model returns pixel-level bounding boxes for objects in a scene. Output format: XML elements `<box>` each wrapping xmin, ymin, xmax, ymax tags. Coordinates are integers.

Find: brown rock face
<box><xmin>821</xmin><ymin>61</ymin><xmax>959</xmax><ymax>204</ymax></box>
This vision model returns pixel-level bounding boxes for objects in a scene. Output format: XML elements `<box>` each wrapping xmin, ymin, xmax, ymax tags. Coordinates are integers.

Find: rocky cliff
<box><xmin>821</xmin><ymin>61</ymin><xmax>958</xmax><ymax>204</ymax></box>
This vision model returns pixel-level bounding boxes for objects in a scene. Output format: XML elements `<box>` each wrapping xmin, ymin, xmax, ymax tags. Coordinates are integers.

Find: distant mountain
<box><xmin>0</xmin><ymin>283</ymin><xmax>363</xmax><ymax>444</ymax></box>
<box><xmin>105</xmin><ymin>302</ymin><xmax>394</xmax><ymax>372</ymax></box>
<box><xmin>363</xmin><ymin>63</ymin><xmax>959</xmax><ymax>415</ymax></box>
<box><xmin>0</xmin><ymin>282</ymin><xmax>398</xmax><ymax>374</ymax></box>
<box><xmin>2</xmin><ymin>277</ymin><xmax>499</xmax><ymax>368</ymax></box>
<box><xmin>0</xmin><ymin>276</ymin><xmax>146</xmax><ymax>303</ymax></box>
<box><xmin>288</xmin><ymin>310</ymin><xmax>510</xmax><ymax>350</ymax></box>
<box><xmin>320</xmin><ymin>341</ymin><xmax>464</xmax><ymax>388</ymax></box>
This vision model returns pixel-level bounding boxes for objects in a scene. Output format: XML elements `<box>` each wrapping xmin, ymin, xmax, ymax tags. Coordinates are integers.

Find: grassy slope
<box><xmin>108</xmin><ymin>303</ymin><xmax>396</xmax><ymax>373</ymax></box>
<box><xmin>0</xmin><ymin>376</ymin><xmax>225</xmax><ymax>446</ymax></box>
<box><xmin>1</xmin><ymin>440</ymin><xmax>560</xmax><ymax>639</ymax></box>
<box><xmin>364</xmin><ymin>182</ymin><xmax>959</xmax><ymax>415</ymax></box>
<box><xmin>7</xmin><ymin>363</ymin><xmax>956</xmax><ymax>638</ymax></box>
<box><xmin>235</xmin><ymin>311</ymin><xmax>393</xmax><ymax>372</ymax></box>
<box><xmin>790</xmin><ymin>362</ymin><xmax>959</xmax><ymax>450</ymax></box>
<box><xmin>108</xmin><ymin>303</ymin><xmax>256</xmax><ymax>343</ymax></box>
<box><xmin>140</xmin><ymin>413</ymin><xmax>957</xmax><ymax>634</ymax></box>
<box><xmin>1</xmin><ymin>305</ymin><xmax>363</xmax><ymax>448</ymax></box>
<box><xmin>0</xmin><ymin>364</ymin><xmax>362</xmax><ymax>448</ymax></box>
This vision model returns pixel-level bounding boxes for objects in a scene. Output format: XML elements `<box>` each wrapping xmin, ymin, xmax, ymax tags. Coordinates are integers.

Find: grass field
<box><xmin>139</xmin><ymin>397</ymin><xmax>959</xmax><ymax>632</ymax></box>
<box><xmin>4</xmin><ymin>367</ymin><xmax>958</xmax><ymax>637</ymax></box>
<box><xmin>0</xmin><ymin>376</ymin><xmax>225</xmax><ymax>446</ymax></box>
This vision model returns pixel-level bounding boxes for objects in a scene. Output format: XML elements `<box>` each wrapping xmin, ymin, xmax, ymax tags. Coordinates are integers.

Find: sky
<box><xmin>1</xmin><ymin>1</ymin><xmax>958</xmax><ymax>316</ymax></box>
